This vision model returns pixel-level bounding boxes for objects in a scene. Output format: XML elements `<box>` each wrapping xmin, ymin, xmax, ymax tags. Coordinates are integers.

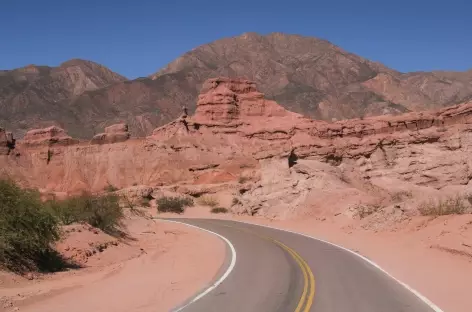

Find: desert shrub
<box><xmin>0</xmin><ymin>179</ymin><xmax>60</xmax><ymax>272</ymax></box>
<box><xmin>47</xmin><ymin>193</ymin><xmax>124</xmax><ymax>235</ymax></box>
<box><xmin>391</xmin><ymin>191</ymin><xmax>413</xmax><ymax>203</ymax></box>
<box><xmin>140</xmin><ymin>197</ymin><xmax>151</xmax><ymax>207</ymax></box>
<box><xmin>353</xmin><ymin>203</ymin><xmax>381</xmax><ymax>219</ymax></box>
<box><xmin>197</xmin><ymin>195</ymin><xmax>219</xmax><ymax>207</ymax></box>
<box><xmin>238</xmin><ymin>176</ymin><xmax>250</xmax><ymax>184</ymax></box>
<box><xmin>418</xmin><ymin>195</ymin><xmax>468</xmax><ymax>216</ymax></box>
<box><xmin>210</xmin><ymin>207</ymin><xmax>228</xmax><ymax>214</ymax></box>
<box><xmin>104</xmin><ymin>184</ymin><xmax>118</xmax><ymax>192</ymax></box>
<box><xmin>47</xmin><ymin>149</ymin><xmax>53</xmax><ymax>164</ymax></box>
<box><xmin>156</xmin><ymin>196</ymin><xmax>193</xmax><ymax>214</ymax></box>
<box><xmin>232</xmin><ymin>197</ymin><xmax>241</xmax><ymax>206</ymax></box>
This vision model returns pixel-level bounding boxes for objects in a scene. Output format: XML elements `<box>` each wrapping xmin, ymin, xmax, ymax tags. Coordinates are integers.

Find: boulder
<box><xmin>91</xmin><ymin>123</ymin><xmax>130</xmax><ymax>145</ymax></box>
<box><xmin>105</xmin><ymin>123</ymin><xmax>128</xmax><ymax>134</ymax></box>
<box><xmin>21</xmin><ymin>126</ymin><xmax>77</xmax><ymax>147</ymax></box>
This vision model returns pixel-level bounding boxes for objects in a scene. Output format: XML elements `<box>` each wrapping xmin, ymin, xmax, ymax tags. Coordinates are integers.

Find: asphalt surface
<box><xmin>167</xmin><ymin>218</ymin><xmax>439</xmax><ymax>312</ymax></box>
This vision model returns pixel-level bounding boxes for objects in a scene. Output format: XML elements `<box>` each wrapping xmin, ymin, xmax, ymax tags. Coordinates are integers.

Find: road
<box><xmin>167</xmin><ymin>218</ymin><xmax>441</xmax><ymax>312</ymax></box>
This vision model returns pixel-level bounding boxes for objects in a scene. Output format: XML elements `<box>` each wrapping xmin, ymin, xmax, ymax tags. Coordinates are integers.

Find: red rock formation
<box><xmin>21</xmin><ymin>126</ymin><xmax>77</xmax><ymax>147</ymax></box>
<box><xmin>91</xmin><ymin>123</ymin><xmax>130</xmax><ymax>145</ymax></box>
<box><xmin>3</xmin><ymin>77</ymin><xmax>472</xmax><ymax>221</ymax></box>
<box><xmin>194</xmin><ymin>78</ymin><xmax>296</xmax><ymax>124</ymax></box>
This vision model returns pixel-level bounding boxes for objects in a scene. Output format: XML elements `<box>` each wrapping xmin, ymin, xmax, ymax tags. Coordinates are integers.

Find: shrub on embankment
<box><xmin>156</xmin><ymin>196</ymin><xmax>193</xmax><ymax>214</ymax></box>
<box><xmin>0</xmin><ymin>179</ymin><xmax>125</xmax><ymax>273</ymax></box>
<box><xmin>0</xmin><ymin>179</ymin><xmax>60</xmax><ymax>272</ymax></box>
<box><xmin>46</xmin><ymin>193</ymin><xmax>124</xmax><ymax>235</ymax></box>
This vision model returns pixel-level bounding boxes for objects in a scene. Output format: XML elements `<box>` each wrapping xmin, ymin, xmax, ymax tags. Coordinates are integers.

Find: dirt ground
<box><xmin>0</xmin><ymin>215</ymin><xmax>225</xmax><ymax>312</ymax></box>
<box><xmin>1</xmin><ymin>203</ymin><xmax>470</xmax><ymax>312</ymax></box>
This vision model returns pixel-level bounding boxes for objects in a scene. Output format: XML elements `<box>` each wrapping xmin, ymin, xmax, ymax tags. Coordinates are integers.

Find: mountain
<box><xmin>2</xmin><ymin>33</ymin><xmax>472</xmax><ymax>138</ymax></box>
<box><xmin>0</xmin><ymin>59</ymin><xmax>126</xmax><ymax>137</ymax></box>
<box><xmin>151</xmin><ymin>32</ymin><xmax>472</xmax><ymax>120</ymax></box>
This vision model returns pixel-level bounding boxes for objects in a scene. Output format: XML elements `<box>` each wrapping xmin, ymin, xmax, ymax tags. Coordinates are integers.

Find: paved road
<box><xmin>167</xmin><ymin>219</ymin><xmax>440</xmax><ymax>312</ymax></box>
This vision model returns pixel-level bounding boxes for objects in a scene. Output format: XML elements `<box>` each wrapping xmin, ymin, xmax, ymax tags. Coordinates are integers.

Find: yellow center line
<box><xmin>209</xmin><ymin>222</ymin><xmax>315</xmax><ymax>311</ymax></box>
<box><xmin>271</xmin><ymin>239</ymin><xmax>310</xmax><ymax>312</ymax></box>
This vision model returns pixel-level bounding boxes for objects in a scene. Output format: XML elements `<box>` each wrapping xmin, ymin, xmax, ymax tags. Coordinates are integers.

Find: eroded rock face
<box><xmin>4</xmin><ymin>77</ymin><xmax>472</xmax><ymax>221</ymax></box>
<box><xmin>91</xmin><ymin>123</ymin><xmax>130</xmax><ymax>145</ymax></box>
<box><xmin>21</xmin><ymin>126</ymin><xmax>77</xmax><ymax>147</ymax></box>
<box><xmin>194</xmin><ymin>78</ymin><xmax>295</xmax><ymax>124</ymax></box>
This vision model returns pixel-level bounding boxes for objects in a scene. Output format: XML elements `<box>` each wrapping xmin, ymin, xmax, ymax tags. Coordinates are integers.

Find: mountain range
<box><xmin>1</xmin><ymin>32</ymin><xmax>471</xmax><ymax>138</ymax></box>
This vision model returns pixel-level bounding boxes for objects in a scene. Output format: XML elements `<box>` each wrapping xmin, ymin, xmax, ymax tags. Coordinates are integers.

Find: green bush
<box><xmin>418</xmin><ymin>195</ymin><xmax>468</xmax><ymax>216</ymax></box>
<box><xmin>47</xmin><ymin>193</ymin><xmax>124</xmax><ymax>235</ymax></box>
<box><xmin>210</xmin><ymin>207</ymin><xmax>228</xmax><ymax>214</ymax></box>
<box><xmin>156</xmin><ymin>196</ymin><xmax>193</xmax><ymax>214</ymax></box>
<box><xmin>0</xmin><ymin>179</ymin><xmax>60</xmax><ymax>272</ymax></box>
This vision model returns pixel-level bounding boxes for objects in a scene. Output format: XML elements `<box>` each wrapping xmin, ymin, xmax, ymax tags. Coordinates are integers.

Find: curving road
<box><xmin>165</xmin><ymin>218</ymin><xmax>442</xmax><ymax>312</ymax></box>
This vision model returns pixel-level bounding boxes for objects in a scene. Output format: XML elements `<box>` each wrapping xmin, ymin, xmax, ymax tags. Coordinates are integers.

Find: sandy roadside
<box><xmin>0</xmin><ymin>218</ymin><xmax>225</xmax><ymax>312</ymax></box>
<box><xmin>167</xmin><ymin>206</ymin><xmax>472</xmax><ymax>312</ymax></box>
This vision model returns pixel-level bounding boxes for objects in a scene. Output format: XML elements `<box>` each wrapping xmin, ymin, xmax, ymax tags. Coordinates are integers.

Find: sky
<box><xmin>0</xmin><ymin>0</ymin><xmax>470</xmax><ymax>79</ymax></box>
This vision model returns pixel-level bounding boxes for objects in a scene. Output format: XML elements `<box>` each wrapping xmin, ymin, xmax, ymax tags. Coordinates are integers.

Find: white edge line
<box><xmin>228</xmin><ymin>219</ymin><xmax>444</xmax><ymax>312</ymax></box>
<box><xmin>161</xmin><ymin>219</ymin><xmax>237</xmax><ymax>312</ymax></box>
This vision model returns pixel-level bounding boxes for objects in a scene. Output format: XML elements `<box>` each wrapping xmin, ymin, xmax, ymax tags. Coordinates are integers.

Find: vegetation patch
<box><xmin>238</xmin><ymin>176</ymin><xmax>250</xmax><ymax>184</ymax></box>
<box><xmin>156</xmin><ymin>196</ymin><xmax>193</xmax><ymax>214</ymax></box>
<box><xmin>140</xmin><ymin>197</ymin><xmax>151</xmax><ymax>207</ymax></box>
<box><xmin>232</xmin><ymin>197</ymin><xmax>241</xmax><ymax>206</ymax></box>
<box><xmin>353</xmin><ymin>203</ymin><xmax>381</xmax><ymax>219</ymax></box>
<box><xmin>391</xmin><ymin>190</ymin><xmax>413</xmax><ymax>203</ymax></box>
<box><xmin>47</xmin><ymin>193</ymin><xmax>124</xmax><ymax>235</ymax></box>
<box><xmin>0</xmin><ymin>179</ymin><xmax>64</xmax><ymax>273</ymax></box>
<box><xmin>418</xmin><ymin>195</ymin><xmax>469</xmax><ymax>216</ymax></box>
<box><xmin>210</xmin><ymin>207</ymin><xmax>228</xmax><ymax>214</ymax></box>
<box><xmin>197</xmin><ymin>195</ymin><xmax>219</xmax><ymax>207</ymax></box>
<box><xmin>104</xmin><ymin>184</ymin><xmax>118</xmax><ymax>192</ymax></box>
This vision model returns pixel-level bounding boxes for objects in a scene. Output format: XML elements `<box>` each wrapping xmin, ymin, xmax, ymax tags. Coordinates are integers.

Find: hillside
<box><xmin>0</xmin><ymin>59</ymin><xmax>126</xmax><ymax>138</ymax></box>
<box><xmin>2</xmin><ymin>33</ymin><xmax>472</xmax><ymax>138</ymax></box>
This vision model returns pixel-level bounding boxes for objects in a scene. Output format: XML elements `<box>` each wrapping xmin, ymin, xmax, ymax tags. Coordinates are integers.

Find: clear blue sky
<box><xmin>1</xmin><ymin>0</ymin><xmax>470</xmax><ymax>78</ymax></box>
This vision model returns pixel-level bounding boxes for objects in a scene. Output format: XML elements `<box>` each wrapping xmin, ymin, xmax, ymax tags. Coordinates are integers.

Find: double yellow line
<box><xmin>216</xmin><ymin>223</ymin><xmax>315</xmax><ymax>311</ymax></box>
<box><xmin>272</xmin><ymin>239</ymin><xmax>315</xmax><ymax>312</ymax></box>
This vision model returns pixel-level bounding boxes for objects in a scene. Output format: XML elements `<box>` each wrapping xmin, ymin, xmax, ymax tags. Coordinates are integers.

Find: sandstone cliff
<box><xmin>2</xmin><ymin>78</ymin><xmax>472</xmax><ymax>221</ymax></box>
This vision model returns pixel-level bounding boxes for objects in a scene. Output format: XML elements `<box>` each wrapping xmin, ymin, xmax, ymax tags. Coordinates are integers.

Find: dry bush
<box><xmin>210</xmin><ymin>207</ymin><xmax>228</xmax><ymax>214</ymax></box>
<box><xmin>197</xmin><ymin>195</ymin><xmax>219</xmax><ymax>207</ymax></box>
<box><xmin>232</xmin><ymin>197</ymin><xmax>241</xmax><ymax>206</ymax></box>
<box><xmin>353</xmin><ymin>203</ymin><xmax>381</xmax><ymax>219</ymax></box>
<box><xmin>391</xmin><ymin>191</ymin><xmax>413</xmax><ymax>203</ymax></box>
<box><xmin>238</xmin><ymin>176</ymin><xmax>250</xmax><ymax>184</ymax></box>
<box><xmin>104</xmin><ymin>184</ymin><xmax>118</xmax><ymax>192</ymax></box>
<box><xmin>418</xmin><ymin>195</ymin><xmax>469</xmax><ymax>216</ymax></box>
<box><xmin>156</xmin><ymin>196</ymin><xmax>193</xmax><ymax>214</ymax></box>
<box><xmin>140</xmin><ymin>197</ymin><xmax>151</xmax><ymax>207</ymax></box>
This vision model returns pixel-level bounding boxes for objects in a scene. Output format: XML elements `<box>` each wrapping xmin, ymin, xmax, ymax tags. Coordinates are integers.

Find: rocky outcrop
<box><xmin>0</xmin><ymin>128</ymin><xmax>15</xmax><ymax>155</ymax></box>
<box><xmin>91</xmin><ymin>123</ymin><xmax>130</xmax><ymax>145</ymax></box>
<box><xmin>194</xmin><ymin>78</ymin><xmax>298</xmax><ymax>124</ymax></box>
<box><xmin>20</xmin><ymin>126</ymin><xmax>77</xmax><ymax>147</ymax></box>
<box><xmin>4</xmin><ymin>77</ymin><xmax>472</xmax><ymax>221</ymax></box>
